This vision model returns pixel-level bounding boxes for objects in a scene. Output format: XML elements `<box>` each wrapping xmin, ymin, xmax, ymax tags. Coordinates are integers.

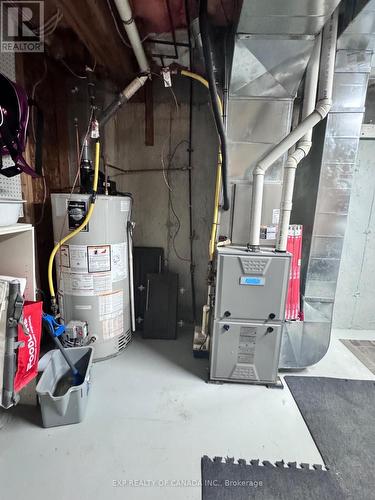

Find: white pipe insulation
<box><xmin>113</xmin><ymin>0</ymin><xmax>150</xmax><ymax>73</ymax></box>
<box><xmin>248</xmin><ymin>10</ymin><xmax>338</xmax><ymax>250</ymax></box>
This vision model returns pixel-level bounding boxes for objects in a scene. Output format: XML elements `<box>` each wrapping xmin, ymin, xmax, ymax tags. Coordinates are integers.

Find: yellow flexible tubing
<box><xmin>48</xmin><ymin>141</ymin><xmax>101</xmax><ymax>300</ymax></box>
<box><xmin>180</xmin><ymin>69</ymin><xmax>223</xmax><ymax>261</ymax></box>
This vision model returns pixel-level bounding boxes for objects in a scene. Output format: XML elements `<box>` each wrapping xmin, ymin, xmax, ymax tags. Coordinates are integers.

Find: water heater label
<box><xmin>59</xmin><ymin>245</ymin><xmax>70</xmax><ymax>268</ymax></box>
<box><xmin>99</xmin><ymin>290</ymin><xmax>124</xmax><ymax>339</ymax></box>
<box><xmin>88</xmin><ymin>245</ymin><xmax>111</xmax><ymax>273</ymax></box>
<box><xmin>69</xmin><ymin>245</ymin><xmax>88</xmax><ymax>272</ymax></box>
<box><xmin>61</xmin><ymin>271</ymin><xmax>112</xmax><ymax>296</ymax></box>
<box><xmin>111</xmin><ymin>242</ymin><xmax>128</xmax><ymax>282</ymax></box>
<box><xmin>240</xmin><ymin>276</ymin><xmax>265</xmax><ymax>286</ymax></box>
<box><xmin>67</xmin><ymin>200</ymin><xmax>89</xmax><ymax>232</ymax></box>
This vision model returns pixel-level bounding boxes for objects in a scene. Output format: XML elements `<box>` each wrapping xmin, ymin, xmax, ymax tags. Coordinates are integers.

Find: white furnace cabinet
<box><xmin>210</xmin><ymin>246</ymin><xmax>290</xmax><ymax>384</ymax></box>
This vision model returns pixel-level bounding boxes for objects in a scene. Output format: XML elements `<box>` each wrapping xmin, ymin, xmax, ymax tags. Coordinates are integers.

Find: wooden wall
<box><xmin>17</xmin><ymin>53</ymin><xmax>71</xmax><ymax>300</ymax></box>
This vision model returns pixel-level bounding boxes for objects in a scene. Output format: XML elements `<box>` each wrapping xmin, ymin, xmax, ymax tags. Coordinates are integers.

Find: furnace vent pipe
<box><xmin>99</xmin><ymin>0</ymin><xmax>150</xmax><ymax>126</ymax></box>
<box><xmin>276</xmin><ymin>33</ymin><xmax>322</xmax><ymax>252</ymax></box>
<box><xmin>99</xmin><ymin>75</ymin><xmax>148</xmax><ymax>127</ymax></box>
<box><xmin>113</xmin><ymin>0</ymin><xmax>150</xmax><ymax>73</ymax></box>
<box><xmin>248</xmin><ymin>11</ymin><xmax>338</xmax><ymax>250</ymax></box>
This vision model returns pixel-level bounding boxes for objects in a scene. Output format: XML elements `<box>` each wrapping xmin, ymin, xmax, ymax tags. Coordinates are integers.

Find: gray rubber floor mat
<box><xmin>340</xmin><ymin>339</ymin><xmax>375</xmax><ymax>374</ymax></box>
<box><xmin>202</xmin><ymin>377</ymin><xmax>375</xmax><ymax>499</ymax></box>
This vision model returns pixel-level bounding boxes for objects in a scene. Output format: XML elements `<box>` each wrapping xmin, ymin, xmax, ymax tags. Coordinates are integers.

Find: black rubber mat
<box><xmin>285</xmin><ymin>376</ymin><xmax>375</xmax><ymax>499</ymax></box>
<box><xmin>201</xmin><ymin>456</ymin><xmax>343</xmax><ymax>499</ymax></box>
<box><xmin>202</xmin><ymin>377</ymin><xmax>375</xmax><ymax>499</ymax></box>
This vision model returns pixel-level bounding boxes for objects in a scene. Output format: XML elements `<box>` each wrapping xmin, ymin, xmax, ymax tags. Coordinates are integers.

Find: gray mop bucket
<box><xmin>36</xmin><ymin>346</ymin><xmax>94</xmax><ymax>428</ymax></box>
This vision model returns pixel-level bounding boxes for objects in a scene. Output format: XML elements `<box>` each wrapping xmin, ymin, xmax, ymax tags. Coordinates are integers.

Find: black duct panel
<box><xmin>133</xmin><ymin>247</ymin><xmax>164</xmax><ymax>330</ymax></box>
<box><xmin>143</xmin><ymin>273</ymin><xmax>178</xmax><ymax>340</ymax></box>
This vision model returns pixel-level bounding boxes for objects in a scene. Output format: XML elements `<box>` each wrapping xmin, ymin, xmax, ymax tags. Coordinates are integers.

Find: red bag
<box><xmin>14</xmin><ymin>301</ymin><xmax>43</xmax><ymax>393</ymax></box>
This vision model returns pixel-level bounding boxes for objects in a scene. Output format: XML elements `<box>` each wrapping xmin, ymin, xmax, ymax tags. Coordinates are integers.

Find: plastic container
<box><xmin>36</xmin><ymin>346</ymin><xmax>94</xmax><ymax>428</ymax></box>
<box><xmin>0</xmin><ymin>199</ymin><xmax>25</xmax><ymax>226</ymax></box>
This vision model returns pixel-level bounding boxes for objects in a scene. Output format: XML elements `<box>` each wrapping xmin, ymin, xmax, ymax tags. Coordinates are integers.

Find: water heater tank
<box><xmin>51</xmin><ymin>194</ymin><xmax>133</xmax><ymax>360</ymax></box>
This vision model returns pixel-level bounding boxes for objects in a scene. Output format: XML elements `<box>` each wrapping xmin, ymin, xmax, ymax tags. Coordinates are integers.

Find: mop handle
<box><xmin>42</xmin><ymin>313</ymin><xmax>79</xmax><ymax>376</ymax></box>
<box><xmin>52</xmin><ymin>335</ymin><xmax>79</xmax><ymax>376</ymax></box>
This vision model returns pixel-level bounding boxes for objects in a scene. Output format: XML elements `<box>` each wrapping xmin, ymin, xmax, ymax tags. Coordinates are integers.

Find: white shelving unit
<box><xmin>0</xmin><ymin>223</ymin><xmax>36</xmax><ymax>301</ymax></box>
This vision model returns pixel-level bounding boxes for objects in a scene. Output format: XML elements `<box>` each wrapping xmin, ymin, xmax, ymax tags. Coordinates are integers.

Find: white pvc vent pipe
<box><xmin>248</xmin><ymin>10</ymin><xmax>338</xmax><ymax>250</ymax></box>
<box><xmin>113</xmin><ymin>0</ymin><xmax>150</xmax><ymax>73</ymax></box>
<box><xmin>276</xmin><ymin>32</ymin><xmax>322</xmax><ymax>252</ymax></box>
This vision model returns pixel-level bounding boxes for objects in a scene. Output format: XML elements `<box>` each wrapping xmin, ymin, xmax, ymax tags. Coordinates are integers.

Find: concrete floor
<box><xmin>0</xmin><ymin>328</ymin><xmax>374</xmax><ymax>500</ymax></box>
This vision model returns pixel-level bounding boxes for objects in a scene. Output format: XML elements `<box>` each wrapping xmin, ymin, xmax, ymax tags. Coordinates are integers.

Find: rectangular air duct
<box><xmin>220</xmin><ymin>0</ymin><xmax>342</xmax><ymax>246</ymax></box>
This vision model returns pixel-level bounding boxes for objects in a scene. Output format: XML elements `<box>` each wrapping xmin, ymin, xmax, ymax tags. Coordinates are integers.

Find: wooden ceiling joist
<box><xmin>53</xmin><ymin>0</ymin><xmax>137</xmax><ymax>86</ymax></box>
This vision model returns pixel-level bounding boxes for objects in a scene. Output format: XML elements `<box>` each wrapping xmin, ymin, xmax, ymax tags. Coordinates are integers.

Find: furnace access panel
<box><xmin>210</xmin><ymin>246</ymin><xmax>291</xmax><ymax>384</ymax></box>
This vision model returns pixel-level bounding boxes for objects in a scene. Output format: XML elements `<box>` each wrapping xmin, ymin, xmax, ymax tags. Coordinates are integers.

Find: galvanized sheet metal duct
<box><xmin>220</xmin><ymin>0</ymin><xmax>342</xmax><ymax>245</ymax></box>
<box><xmin>280</xmin><ymin>1</ymin><xmax>375</xmax><ymax>368</ymax></box>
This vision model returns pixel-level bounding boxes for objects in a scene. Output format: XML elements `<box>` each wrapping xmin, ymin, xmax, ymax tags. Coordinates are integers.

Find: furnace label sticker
<box><xmin>99</xmin><ymin>290</ymin><xmax>124</xmax><ymax>339</ymax></box>
<box><xmin>87</xmin><ymin>245</ymin><xmax>111</xmax><ymax>273</ymax></box>
<box><xmin>111</xmin><ymin>242</ymin><xmax>128</xmax><ymax>281</ymax></box>
<box><xmin>272</xmin><ymin>208</ymin><xmax>280</xmax><ymax>225</ymax></box>
<box><xmin>238</xmin><ymin>326</ymin><xmax>257</xmax><ymax>364</ymax></box>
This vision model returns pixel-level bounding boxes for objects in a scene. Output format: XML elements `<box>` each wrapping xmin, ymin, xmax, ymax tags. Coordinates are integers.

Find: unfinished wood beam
<box><xmin>144</xmin><ymin>80</ymin><xmax>154</xmax><ymax>146</ymax></box>
<box><xmin>53</xmin><ymin>0</ymin><xmax>137</xmax><ymax>86</ymax></box>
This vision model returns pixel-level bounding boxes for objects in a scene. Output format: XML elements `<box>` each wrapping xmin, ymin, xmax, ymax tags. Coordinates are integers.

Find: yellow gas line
<box><xmin>48</xmin><ymin>141</ymin><xmax>100</xmax><ymax>301</ymax></box>
<box><xmin>180</xmin><ymin>69</ymin><xmax>223</xmax><ymax>261</ymax></box>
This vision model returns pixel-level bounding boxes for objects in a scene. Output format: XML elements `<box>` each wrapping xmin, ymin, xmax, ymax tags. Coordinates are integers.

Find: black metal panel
<box><xmin>133</xmin><ymin>247</ymin><xmax>164</xmax><ymax>330</ymax></box>
<box><xmin>143</xmin><ymin>273</ymin><xmax>178</xmax><ymax>340</ymax></box>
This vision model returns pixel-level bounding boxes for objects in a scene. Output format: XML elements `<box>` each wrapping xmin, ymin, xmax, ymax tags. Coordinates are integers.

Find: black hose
<box><xmin>199</xmin><ymin>0</ymin><xmax>229</xmax><ymax>211</ymax></box>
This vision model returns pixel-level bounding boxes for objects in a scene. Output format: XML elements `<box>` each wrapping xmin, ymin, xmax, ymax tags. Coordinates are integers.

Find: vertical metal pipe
<box><xmin>127</xmin><ymin>221</ymin><xmax>136</xmax><ymax>332</ymax></box>
<box><xmin>185</xmin><ymin>0</ymin><xmax>197</xmax><ymax>322</ymax></box>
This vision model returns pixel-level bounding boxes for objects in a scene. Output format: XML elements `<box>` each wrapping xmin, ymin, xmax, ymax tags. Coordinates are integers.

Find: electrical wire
<box><xmin>31</xmin><ymin>58</ymin><xmax>48</xmax><ymax>143</ymax></box>
<box><xmin>32</xmin><ymin>8</ymin><xmax>63</xmax><ymax>38</ymax></box>
<box><xmin>60</xmin><ymin>59</ymin><xmax>87</xmax><ymax>79</ymax></box>
<box><xmin>0</xmin><ymin>107</ymin><xmax>3</xmax><ymax>127</ymax></box>
<box><xmin>153</xmin><ymin>71</ymin><xmax>181</xmax><ymax>193</ymax></box>
<box><xmin>151</xmin><ymin>72</ymin><xmax>179</xmax><ymax>113</ymax></box>
<box><xmin>165</xmin><ymin>139</ymin><xmax>191</xmax><ymax>263</ymax></box>
<box><xmin>161</xmin><ymin>142</ymin><xmax>172</xmax><ymax>191</ymax></box>
<box><xmin>31</xmin><ymin>58</ymin><xmax>48</xmax><ymax>226</ymax></box>
<box><xmin>55</xmin><ymin>108</ymin><xmax>95</xmax><ymax>296</ymax></box>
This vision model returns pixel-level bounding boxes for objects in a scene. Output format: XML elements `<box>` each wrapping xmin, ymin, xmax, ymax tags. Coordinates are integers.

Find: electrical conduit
<box><xmin>249</xmin><ymin>10</ymin><xmax>338</xmax><ymax>250</ymax></box>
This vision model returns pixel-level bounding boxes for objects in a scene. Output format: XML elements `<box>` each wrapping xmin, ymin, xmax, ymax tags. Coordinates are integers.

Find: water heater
<box><xmin>51</xmin><ymin>194</ymin><xmax>133</xmax><ymax>360</ymax></box>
